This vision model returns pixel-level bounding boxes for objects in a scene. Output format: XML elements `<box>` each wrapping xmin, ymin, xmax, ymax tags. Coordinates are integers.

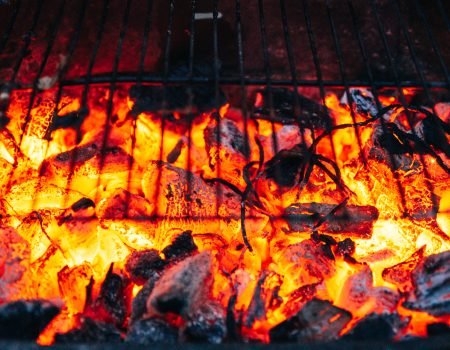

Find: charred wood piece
<box><xmin>0</xmin><ymin>300</ymin><xmax>60</xmax><ymax>341</ymax></box>
<box><xmin>71</xmin><ymin>197</ymin><xmax>95</xmax><ymax>212</ymax></box>
<box><xmin>252</xmin><ymin>88</ymin><xmax>333</xmax><ymax>130</ymax></box>
<box><xmin>55</xmin><ymin>317</ymin><xmax>122</xmax><ymax>344</ymax></box>
<box><xmin>126</xmin><ymin>317</ymin><xmax>178</xmax><ymax>344</ymax></box>
<box><xmin>285</xmin><ymin>202</ymin><xmax>379</xmax><ymax>237</ymax></box>
<box><xmin>269</xmin><ymin>299</ymin><xmax>351</xmax><ymax>343</ymax></box>
<box><xmin>413</xmin><ymin>110</ymin><xmax>450</xmax><ymax>157</ymax></box>
<box><xmin>146</xmin><ymin>251</ymin><xmax>212</xmax><ymax>317</ymax></box>
<box><xmin>403</xmin><ymin>251</ymin><xmax>450</xmax><ymax>316</ymax></box>
<box><xmin>162</xmin><ymin>230</ymin><xmax>198</xmax><ymax>262</ymax></box>
<box><xmin>125</xmin><ymin>249</ymin><xmax>166</xmax><ymax>285</ymax></box>
<box><xmin>340</xmin><ymin>88</ymin><xmax>379</xmax><ymax>117</ymax></box>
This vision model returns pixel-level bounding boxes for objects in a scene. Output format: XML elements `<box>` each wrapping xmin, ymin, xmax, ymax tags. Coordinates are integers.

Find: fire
<box><xmin>0</xmin><ymin>84</ymin><xmax>448</xmax><ymax>344</ymax></box>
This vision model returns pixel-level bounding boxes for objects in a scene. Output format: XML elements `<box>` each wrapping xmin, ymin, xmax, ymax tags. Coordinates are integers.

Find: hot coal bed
<box><xmin>0</xmin><ymin>0</ymin><xmax>449</xmax><ymax>349</ymax></box>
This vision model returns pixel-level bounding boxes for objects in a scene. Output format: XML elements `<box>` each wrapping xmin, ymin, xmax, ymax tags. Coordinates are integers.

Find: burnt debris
<box><xmin>125</xmin><ymin>249</ymin><xmax>166</xmax><ymax>285</ymax></box>
<box><xmin>55</xmin><ymin>317</ymin><xmax>122</xmax><ymax>344</ymax></box>
<box><xmin>162</xmin><ymin>230</ymin><xmax>198</xmax><ymax>262</ymax></box>
<box><xmin>0</xmin><ymin>300</ymin><xmax>60</xmax><ymax>341</ymax></box>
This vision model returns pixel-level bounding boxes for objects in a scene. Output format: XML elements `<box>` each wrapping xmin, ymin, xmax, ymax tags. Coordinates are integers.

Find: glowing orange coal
<box><xmin>0</xmin><ymin>84</ymin><xmax>448</xmax><ymax>344</ymax></box>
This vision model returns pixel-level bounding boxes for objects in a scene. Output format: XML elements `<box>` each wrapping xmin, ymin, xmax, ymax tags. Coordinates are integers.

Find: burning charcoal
<box><xmin>335</xmin><ymin>238</ymin><xmax>356</xmax><ymax>256</ymax></box>
<box><xmin>129</xmin><ymin>84</ymin><xmax>226</xmax><ymax>116</ymax></box>
<box><xmin>130</xmin><ymin>274</ymin><xmax>160</xmax><ymax>323</ymax></box>
<box><xmin>182</xmin><ymin>302</ymin><xmax>227</xmax><ymax>344</ymax></box>
<box><xmin>269</xmin><ymin>299</ymin><xmax>351</xmax><ymax>342</ymax></box>
<box><xmin>3</xmin><ymin>179</ymin><xmax>86</xmax><ymax>214</ymax></box>
<box><xmin>71</xmin><ymin>197</ymin><xmax>95</xmax><ymax>212</ymax></box>
<box><xmin>403</xmin><ymin>251</ymin><xmax>450</xmax><ymax>316</ymax></box>
<box><xmin>343</xmin><ymin>313</ymin><xmax>405</xmax><ymax>341</ymax></box>
<box><xmin>146</xmin><ymin>251</ymin><xmax>212</xmax><ymax>317</ymax></box>
<box><xmin>90</xmin><ymin>265</ymin><xmax>132</xmax><ymax>327</ymax></box>
<box><xmin>382</xmin><ymin>246</ymin><xmax>425</xmax><ymax>293</ymax></box>
<box><xmin>340</xmin><ymin>88</ymin><xmax>379</xmax><ymax>117</ymax></box>
<box><xmin>45</xmin><ymin>107</ymin><xmax>89</xmax><ymax>140</ymax></box>
<box><xmin>55</xmin><ymin>317</ymin><xmax>122</xmax><ymax>344</ymax></box>
<box><xmin>0</xmin><ymin>226</ymin><xmax>30</xmax><ymax>300</ymax></box>
<box><xmin>281</xmin><ymin>283</ymin><xmax>320</xmax><ymax>318</ymax></box>
<box><xmin>367</xmin><ymin>122</ymin><xmax>420</xmax><ymax>172</ymax></box>
<box><xmin>253</xmin><ymin>88</ymin><xmax>333</xmax><ymax>130</ymax></box>
<box><xmin>162</xmin><ymin>230</ymin><xmax>198</xmax><ymax>262</ymax></box>
<box><xmin>142</xmin><ymin>161</ymin><xmax>240</xmax><ymax>217</ymax></box>
<box><xmin>125</xmin><ymin>249</ymin><xmax>166</xmax><ymax>285</ymax></box>
<box><xmin>427</xmin><ymin>323</ymin><xmax>450</xmax><ymax>336</ymax></box>
<box><xmin>126</xmin><ymin>317</ymin><xmax>178</xmax><ymax>344</ymax></box>
<box><xmin>0</xmin><ymin>300</ymin><xmax>60</xmax><ymax>341</ymax></box>
<box><xmin>167</xmin><ymin>137</ymin><xmax>186</xmax><ymax>164</ymax></box>
<box><xmin>414</xmin><ymin>113</ymin><xmax>450</xmax><ymax>157</ymax></box>
<box><xmin>58</xmin><ymin>264</ymin><xmax>93</xmax><ymax>313</ymax></box>
<box><xmin>97</xmin><ymin>188</ymin><xmax>153</xmax><ymax>219</ymax></box>
<box><xmin>273</xmin><ymin>239</ymin><xmax>335</xmax><ymax>287</ymax></box>
<box><xmin>285</xmin><ymin>202</ymin><xmax>379</xmax><ymax>238</ymax></box>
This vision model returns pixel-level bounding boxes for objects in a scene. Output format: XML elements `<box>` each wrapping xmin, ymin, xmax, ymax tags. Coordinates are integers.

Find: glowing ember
<box><xmin>0</xmin><ymin>85</ymin><xmax>448</xmax><ymax>344</ymax></box>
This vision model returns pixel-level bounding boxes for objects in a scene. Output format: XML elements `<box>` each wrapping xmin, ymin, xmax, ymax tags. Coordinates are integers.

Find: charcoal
<box><xmin>146</xmin><ymin>251</ymin><xmax>212</xmax><ymax>317</ymax></box>
<box><xmin>125</xmin><ymin>249</ymin><xmax>166</xmax><ymax>285</ymax></box>
<box><xmin>45</xmin><ymin>107</ymin><xmax>89</xmax><ymax>140</ymax></box>
<box><xmin>414</xmin><ymin>113</ymin><xmax>450</xmax><ymax>157</ymax></box>
<box><xmin>97</xmin><ymin>188</ymin><xmax>153</xmax><ymax>219</ymax></box>
<box><xmin>252</xmin><ymin>88</ymin><xmax>333</xmax><ymax>130</ymax></box>
<box><xmin>273</xmin><ymin>239</ymin><xmax>335</xmax><ymax>288</ymax></box>
<box><xmin>264</xmin><ymin>146</ymin><xmax>307</xmax><ymax>188</ymax></box>
<box><xmin>335</xmin><ymin>238</ymin><xmax>356</xmax><ymax>256</ymax></box>
<box><xmin>126</xmin><ymin>317</ymin><xmax>178</xmax><ymax>344</ymax></box>
<box><xmin>0</xmin><ymin>300</ymin><xmax>60</xmax><ymax>341</ymax></box>
<box><xmin>427</xmin><ymin>322</ymin><xmax>450</xmax><ymax>336</ymax></box>
<box><xmin>55</xmin><ymin>317</ymin><xmax>122</xmax><ymax>344</ymax></box>
<box><xmin>343</xmin><ymin>313</ymin><xmax>401</xmax><ymax>341</ymax></box>
<box><xmin>403</xmin><ymin>251</ymin><xmax>450</xmax><ymax>316</ymax></box>
<box><xmin>382</xmin><ymin>246</ymin><xmax>425</xmax><ymax>293</ymax></box>
<box><xmin>91</xmin><ymin>265</ymin><xmax>131</xmax><ymax>327</ymax></box>
<box><xmin>281</xmin><ymin>283</ymin><xmax>319</xmax><ymax>318</ymax></box>
<box><xmin>285</xmin><ymin>202</ymin><xmax>379</xmax><ymax>237</ymax></box>
<box><xmin>142</xmin><ymin>160</ymin><xmax>240</xmax><ymax>217</ymax></box>
<box><xmin>162</xmin><ymin>230</ymin><xmax>198</xmax><ymax>262</ymax></box>
<box><xmin>340</xmin><ymin>88</ymin><xmax>379</xmax><ymax>117</ymax></box>
<box><xmin>269</xmin><ymin>299</ymin><xmax>352</xmax><ymax>343</ymax></box>
<box><xmin>130</xmin><ymin>274</ymin><xmax>160</xmax><ymax>323</ymax></box>
<box><xmin>183</xmin><ymin>302</ymin><xmax>227</xmax><ymax>343</ymax></box>
<box><xmin>129</xmin><ymin>84</ymin><xmax>226</xmax><ymax>116</ymax></box>
<box><xmin>71</xmin><ymin>197</ymin><xmax>95</xmax><ymax>212</ymax></box>
<box><xmin>167</xmin><ymin>137</ymin><xmax>185</xmax><ymax>164</ymax></box>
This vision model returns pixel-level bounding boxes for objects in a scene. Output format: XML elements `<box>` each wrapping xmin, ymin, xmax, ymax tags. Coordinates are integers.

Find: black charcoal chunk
<box><xmin>126</xmin><ymin>317</ymin><xmax>178</xmax><ymax>344</ymax></box>
<box><xmin>415</xmin><ymin>114</ymin><xmax>450</xmax><ymax>157</ymax></box>
<box><xmin>55</xmin><ymin>317</ymin><xmax>122</xmax><ymax>344</ymax></box>
<box><xmin>269</xmin><ymin>299</ymin><xmax>352</xmax><ymax>343</ymax></box>
<box><xmin>125</xmin><ymin>249</ymin><xmax>166</xmax><ymax>285</ymax></box>
<box><xmin>0</xmin><ymin>300</ymin><xmax>60</xmax><ymax>341</ymax></box>
<box><xmin>253</xmin><ymin>88</ymin><xmax>333</xmax><ymax>130</ymax></box>
<box><xmin>130</xmin><ymin>274</ymin><xmax>160</xmax><ymax>323</ymax></box>
<box><xmin>94</xmin><ymin>266</ymin><xmax>130</xmax><ymax>327</ymax></box>
<box><xmin>71</xmin><ymin>197</ymin><xmax>95</xmax><ymax>212</ymax></box>
<box><xmin>45</xmin><ymin>107</ymin><xmax>89</xmax><ymax>140</ymax></box>
<box><xmin>403</xmin><ymin>251</ymin><xmax>450</xmax><ymax>316</ymax></box>
<box><xmin>343</xmin><ymin>313</ymin><xmax>400</xmax><ymax>341</ymax></box>
<box><xmin>146</xmin><ymin>251</ymin><xmax>212</xmax><ymax>317</ymax></box>
<box><xmin>162</xmin><ymin>230</ymin><xmax>198</xmax><ymax>262</ymax></box>
<box><xmin>183</xmin><ymin>302</ymin><xmax>227</xmax><ymax>344</ymax></box>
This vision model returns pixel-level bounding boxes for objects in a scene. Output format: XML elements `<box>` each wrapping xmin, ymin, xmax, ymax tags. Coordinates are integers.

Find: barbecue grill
<box><xmin>0</xmin><ymin>0</ymin><xmax>449</xmax><ymax>348</ymax></box>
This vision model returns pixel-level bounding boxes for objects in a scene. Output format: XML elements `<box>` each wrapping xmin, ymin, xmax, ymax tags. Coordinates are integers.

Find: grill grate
<box><xmin>0</xmin><ymin>0</ymin><xmax>448</xmax><ymax>219</ymax></box>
